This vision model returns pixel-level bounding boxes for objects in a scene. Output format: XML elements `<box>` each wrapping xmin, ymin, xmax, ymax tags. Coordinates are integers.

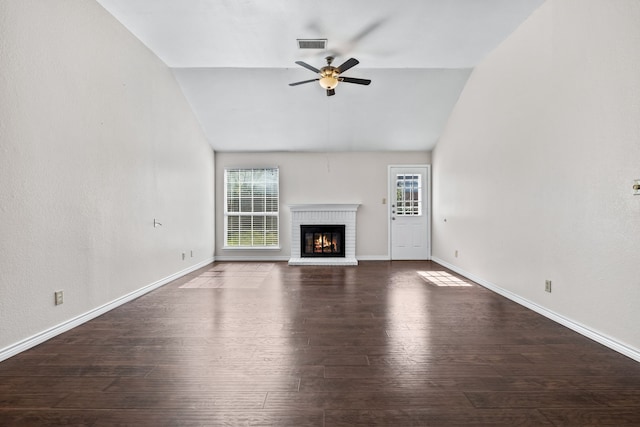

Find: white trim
<box><xmin>357</xmin><ymin>255</ymin><xmax>391</xmax><ymax>261</ymax></box>
<box><xmin>214</xmin><ymin>255</ymin><xmax>290</xmax><ymax>262</ymax></box>
<box><xmin>222</xmin><ymin>246</ymin><xmax>282</xmax><ymax>250</ymax></box>
<box><xmin>213</xmin><ymin>255</ymin><xmax>391</xmax><ymax>262</ymax></box>
<box><xmin>288</xmin><ymin>204</ymin><xmax>360</xmax><ymax>212</ymax></box>
<box><xmin>288</xmin><ymin>257</ymin><xmax>357</xmax><ymax>266</ymax></box>
<box><xmin>0</xmin><ymin>258</ymin><xmax>214</xmax><ymax>363</ymax></box>
<box><xmin>432</xmin><ymin>257</ymin><xmax>640</xmax><ymax>363</ymax></box>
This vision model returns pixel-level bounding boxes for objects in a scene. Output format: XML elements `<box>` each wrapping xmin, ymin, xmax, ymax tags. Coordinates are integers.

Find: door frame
<box><xmin>387</xmin><ymin>164</ymin><xmax>431</xmax><ymax>260</ymax></box>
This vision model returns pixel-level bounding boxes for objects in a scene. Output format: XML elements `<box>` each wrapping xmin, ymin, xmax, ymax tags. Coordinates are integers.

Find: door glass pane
<box><xmin>395</xmin><ymin>174</ymin><xmax>422</xmax><ymax>216</ymax></box>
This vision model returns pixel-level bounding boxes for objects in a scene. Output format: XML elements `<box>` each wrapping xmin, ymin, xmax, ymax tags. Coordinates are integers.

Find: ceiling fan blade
<box><xmin>339</xmin><ymin>77</ymin><xmax>371</xmax><ymax>86</ymax></box>
<box><xmin>336</xmin><ymin>58</ymin><xmax>359</xmax><ymax>74</ymax></box>
<box><xmin>289</xmin><ymin>78</ymin><xmax>319</xmax><ymax>86</ymax></box>
<box><xmin>348</xmin><ymin>19</ymin><xmax>386</xmax><ymax>45</ymax></box>
<box><xmin>327</xmin><ymin>89</ymin><xmax>335</xmax><ymax>97</ymax></box>
<box><xmin>295</xmin><ymin>61</ymin><xmax>320</xmax><ymax>73</ymax></box>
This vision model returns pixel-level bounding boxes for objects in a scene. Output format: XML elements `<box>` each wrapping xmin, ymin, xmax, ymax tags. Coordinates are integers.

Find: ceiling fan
<box><xmin>289</xmin><ymin>56</ymin><xmax>371</xmax><ymax>97</ymax></box>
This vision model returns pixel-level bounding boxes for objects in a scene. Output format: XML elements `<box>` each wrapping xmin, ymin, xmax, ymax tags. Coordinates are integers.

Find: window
<box><xmin>395</xmin><ymin>174</ymin><xmax>422</xmax><ymax>216</ymax></box>
<box><xmin>224</xmin><ymin>168</ymin><xmax>279</xmax><ymax>248</ymax></box>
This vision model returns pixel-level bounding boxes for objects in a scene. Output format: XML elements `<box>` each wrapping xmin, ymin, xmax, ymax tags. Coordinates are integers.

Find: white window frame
<box><xmin>223</xmin><ymin>167</ymin><xmax>280</xmax><ymax>249</ymax></box>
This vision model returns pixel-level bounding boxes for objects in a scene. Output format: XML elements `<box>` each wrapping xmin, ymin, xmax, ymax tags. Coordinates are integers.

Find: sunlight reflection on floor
<box><xmin>417</xmin><ymin>270</ymin><xmax>473</xmax><ymax>287</ymax></box>
<box><xmin>180</xmin><ymin>263</ymin><xmax>275</xmax><ymax>288</ymax></box>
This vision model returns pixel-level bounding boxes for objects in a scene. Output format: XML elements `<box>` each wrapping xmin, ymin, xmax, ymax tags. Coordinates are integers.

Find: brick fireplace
<box><xmin>288</xmin><ymin>204</ymin><xmax>359</xmax><ymax>266</ymax></box>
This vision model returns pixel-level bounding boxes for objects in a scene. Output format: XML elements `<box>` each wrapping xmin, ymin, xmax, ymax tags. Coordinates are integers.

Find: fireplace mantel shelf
<box><xmin>289</xmin><ymin>204</ymin><xmax>360</xmax><ymax>212</ymax></box>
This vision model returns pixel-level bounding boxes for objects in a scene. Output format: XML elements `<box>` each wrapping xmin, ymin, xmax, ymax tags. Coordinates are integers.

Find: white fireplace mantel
<box><xmin>288</xmin><ymin>204</ymin><xmax>359</xmax><ymax>266</ymax></box>
<box><xmin>289</xmin><ymin>204</ymin><xmax>360</xmax><ymax>212</ymax></box>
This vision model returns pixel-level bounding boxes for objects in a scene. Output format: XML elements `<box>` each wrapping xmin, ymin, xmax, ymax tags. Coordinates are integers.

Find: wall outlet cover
<box><xmin>54</xmin><ymin>291</ymin><xmax>64</xmax><ymax>305</ymax></box>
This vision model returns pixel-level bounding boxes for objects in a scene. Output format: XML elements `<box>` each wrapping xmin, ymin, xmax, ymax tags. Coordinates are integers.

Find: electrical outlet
<box><xmin>545</xmin><ymin>280</ymin><xmax>552</xmax><ymax>293</ymax></box>
<box><xmin>455</xmin><ymin>250</ymin><xmax>458</xmax><ymax>258</ymax></box>
<box><xmin>182</xmin><ymin>252</ymin><xmax>186</xmax><ymax>260</ymax></box>
<box><xmin>54</xmin><ymin>290</ymin><xmax>64</xmax><ymax>305</ymax></box>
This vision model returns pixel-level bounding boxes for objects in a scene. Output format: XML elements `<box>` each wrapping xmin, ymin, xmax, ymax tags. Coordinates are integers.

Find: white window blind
<box><xmin>224</xmin><ymin>168</ymin><xmax>279</xmax><ymax>248</ymax></box>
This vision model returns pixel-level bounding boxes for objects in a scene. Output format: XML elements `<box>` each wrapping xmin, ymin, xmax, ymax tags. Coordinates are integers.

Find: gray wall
<box><xmin>0</xmin><ymin>1</ymin><xmax>214</xmax><ymax>356</ymax></box>
<box><xmin>432</xmin><ymin>0</ymin><xmax>640</xmax><ymax>357</ymax></box>
<box><xmin>215</xmin><ymin>151</ymin><xmax>431</xmax><ymax>260</ymax></box>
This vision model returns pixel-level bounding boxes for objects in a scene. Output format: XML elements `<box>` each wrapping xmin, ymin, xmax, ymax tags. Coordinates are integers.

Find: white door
<box><xmin>389</xmin><ymin>165</ymin><xmax>430</xmax><ymax>260</ymax></box>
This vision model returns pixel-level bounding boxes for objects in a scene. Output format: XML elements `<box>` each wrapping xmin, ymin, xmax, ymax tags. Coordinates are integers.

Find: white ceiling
<box><xmin>95</xmin><ymin>0</ymin><xmax>544</xmax><ymax>152</ymax></box>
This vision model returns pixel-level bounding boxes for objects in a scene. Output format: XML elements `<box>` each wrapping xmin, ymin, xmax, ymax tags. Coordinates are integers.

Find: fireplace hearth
<box><xmin>301</xmin><ymin>225</ymin><xmax>345</xmax><ymax>258</ymax></box>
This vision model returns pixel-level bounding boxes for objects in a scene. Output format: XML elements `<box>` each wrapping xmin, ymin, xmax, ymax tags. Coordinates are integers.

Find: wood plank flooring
<box><xmin>2</xmin><ymin>261</ymin><xmax>640</xmax><ymax>426</ymax></box>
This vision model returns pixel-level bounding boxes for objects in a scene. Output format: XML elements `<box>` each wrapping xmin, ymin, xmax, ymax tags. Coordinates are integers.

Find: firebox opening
<box><xmin>300</xmin><ymin>224</ymin><xmax>345</xmax><ymax>258</ymax></box>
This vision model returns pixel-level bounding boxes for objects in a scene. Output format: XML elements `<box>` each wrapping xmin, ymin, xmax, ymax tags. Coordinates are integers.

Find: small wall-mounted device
<box><xmin>634</xmin><ymin>180</ymin><xmax>640</xmax><ymax>196</ymax></box>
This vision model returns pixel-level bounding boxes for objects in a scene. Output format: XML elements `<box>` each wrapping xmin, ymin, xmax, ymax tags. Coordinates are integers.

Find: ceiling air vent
<box><xmin>297</xmin><ymin>39</ymin><xmax>327</xmax><ymax>50</ymax></box>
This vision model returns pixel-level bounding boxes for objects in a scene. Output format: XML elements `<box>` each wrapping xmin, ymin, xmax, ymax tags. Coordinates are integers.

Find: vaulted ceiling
<box><xmin>95</xmin><ymin>0</ymin><xmax>544</xmax><ymax>152</ymax></box>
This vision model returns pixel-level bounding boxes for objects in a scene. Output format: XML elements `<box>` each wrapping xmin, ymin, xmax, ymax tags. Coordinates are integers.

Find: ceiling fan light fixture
<box><xmin>289</xmin><ymin>56</ymin><xmax>370</xmax><ymax>96</ymax></box>
<box><xmin>319</xmin><ymin>75</ymin><xmax>339</xmax><ymax>90</ymax></box>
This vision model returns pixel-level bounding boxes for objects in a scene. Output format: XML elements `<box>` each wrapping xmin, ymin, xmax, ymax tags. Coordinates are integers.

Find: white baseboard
<box><xmin>0</xmin><ymin>257</ymin><xmax>214</xmax><ymax>363</ymax></box>
<box><xmin>213</xmin><ymin>255</ymin><xmax>290</xmax><ymax>262</ymax></box>
<box><xmin>288</xmin><ymin>257</ymin><xmax>358</xmax><ymax>266</ymax></box>
<box><xmin>431</xmin><ymin>257</ymin><xmax>640</xmax><ymax>363</ymax></box>
<box><xmin>213</xmin><ymin>255</ymin><xmax>391</xmax><ymax>262</ymax></box>
<box><xmin>357</xmin><ymin>255</ymin><xmax>391</xmax><ymax>261</ymax></box>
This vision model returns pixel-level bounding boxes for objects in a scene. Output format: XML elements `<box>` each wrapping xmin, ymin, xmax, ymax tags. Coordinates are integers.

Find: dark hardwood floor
<box><xmin>1</xmin><ymin>261</ymin><xmax>640</xmax><ymax>426</ymax></box>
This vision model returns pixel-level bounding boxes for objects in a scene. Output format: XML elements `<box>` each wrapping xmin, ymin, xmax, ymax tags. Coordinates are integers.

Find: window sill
<box><xmin>223</xmin><ymin>246</ymin><xmax>281</xmax><ymax>251</ymax></box>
